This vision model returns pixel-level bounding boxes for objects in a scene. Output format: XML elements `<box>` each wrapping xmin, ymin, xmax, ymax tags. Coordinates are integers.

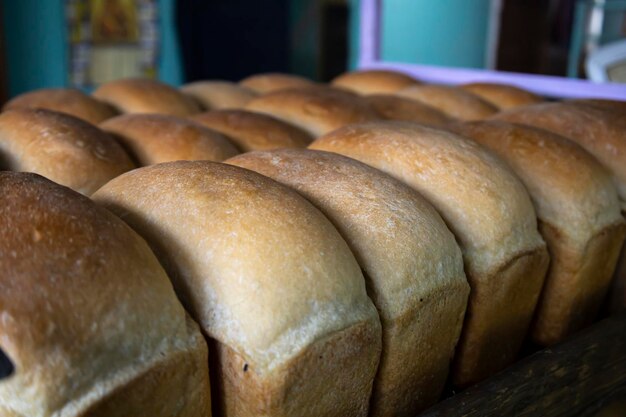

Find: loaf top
<box><xmin>460</xmin><ymin>83</ymin><xmax>543</xmax><ymax>110</ymax></box>
<box><xmin>450</xmin><ymin>121</ymin><xmax>623</xmax><ymax>245</ymax></box>
<box><xmin>395</xmin><ymin>85</ymin><xmax>499</xmax><ymax>120</ymax></box>
<box><xmin>0</xmin><ymin>108</ymin><xmax>134</xmax><ymax>195</ymax></box>
<box><xmin>494</xmin><ymin>101</ymin><xmax>626</xmax><ymax>209</ymax></box>
<box><xmin>227</xmin><ymin>148</ymin><xmax>468</xmax><ymax>320</ymax></box>
<box><xmin>311</xmin><ymin>121</ymin><xmax>545</xmax><ymax>277</ymax></box>
<box><xmin>180</xmin><ymin>80</ymin><xmax>258</xmax><ymax>110</ymax></box>
<box><xmin>331</xmin><ymin>69</ymin><xmax>420</xmax><ymax>95</ymax></box>
<box><xmin>0</xmin><ymin>172</ymin><xmax>188</xmax><ymax>415</ymax></box>
<box><xmin>100</xmin><ymin>113</ymin><xmax>239</xmax><ymax>165</ymax></box>
<box><xmin>365</xmin><ymin>94</ymin><xmax>452</xmax><ymax>126</ymax></box>
<box><xmin>93</xmin><ymin>78</ymin><xmax>201</xmax><ymax>116</ymax></box>
<box><xmin>93</xmin><ymin>161</ymin><xmax>379</xmax><ymax>371</ymax></box>
<box><xmin>190</xmin><ymin>109</ymin><xmax>313</xmax><ymax>152</ymax></box>
<box><xmin>246</xmin><ymin>87</ymin><xmax>380</xmax><ymax>137</ymax></box>
<box><xmin>3</xmin><ymin>88</ymin><xmax>117</xmax><ymax>124</ymax></box>
<box><xmin>239</xmin><ymin>72</ymin><xmax>315</xmax><ymax>94</ymax></box>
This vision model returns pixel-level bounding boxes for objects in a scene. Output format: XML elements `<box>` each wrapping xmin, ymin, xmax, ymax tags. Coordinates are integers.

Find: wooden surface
<box><xmin>421</xmin><ymin>313</ymin><xmax>626</xmax><ymax>416</ymax></box>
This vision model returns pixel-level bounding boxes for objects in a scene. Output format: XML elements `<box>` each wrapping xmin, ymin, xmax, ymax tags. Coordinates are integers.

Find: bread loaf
<box><xmin>93</xmin><ymin>78</ymin><xmax>201</xmax><ymax>116</ymax></box>
<box><xmin>180</xmin><ymin>81</ymin><xmax>258</xmax><ymax>110</ymax></box>
<box><xmin>0</xmin><ymin>108</ymin><xmax>134</xmax><ymax>195</ymax></box>
<box><xmin>365</xmin><ymin>94</ymin><xmax>452</xmax><ymax>126</ymax></box>
<box><xmin>246</xmin><ymin>87</ymin><xmax>380</xmax><ymax>137</ymax></box>
<box><xmin>460</xmin><ymin>83</ymin><xmax>543</xmax><ymax>109</ymax></box>
<box><xmin>92</xmin><ymin>161</ymin><xmax>382</xmax><ymax>417</ymax></box>
<box><xmin>494</xmin><ymin>101</ymin><xmax>626</xmax><ymax>311</ymax></box>
<box><xmin>0</xmin><ymin>172</ymin><xmax>210</xmax><ymax>416</ymax></box>
<box><xmin>100</xmin><ymin>114</ymin><xmax>238</xmax><ymax>165</ymax></box>
<box><xmin>190</xmin><ymin>109</ymin><xmax>312</xmax><ymax>151</ymax></box>
<box><xmin>3</xmin><ymin>88</ymin><xmax>117</xmax><ymax>124</ymax></box>
<box><xmin>395</xmin><ymin>85</ymin><xmax>498</xmax><ymax>120</ymax></box>
<box><xmin>311</xmin><ymin>121</ymin><xmax>549</xmax><ymax>386</ymax></box>
<box><xmin>239</xmin><ymin>73</ymin><xmax>315</xmax><ymax>93</ymax></box>
<box><xmin>449</xmin><ymin>121</ymin><xmax>625</xmax><ymax>344</ymax></box>
<box><xmin>493</xmin><ymin>101</ymin><xmax>626</xmax><ymax>208</ymax></box>
<box><xmin>227</xmin><ymin>149</ymin><xmax>469</xmax><ymax>416</ymax></box>
<box><xmin>331</xmin><ymin>70</ymin><xmax>419</xmax><ymax>95</ymax></box>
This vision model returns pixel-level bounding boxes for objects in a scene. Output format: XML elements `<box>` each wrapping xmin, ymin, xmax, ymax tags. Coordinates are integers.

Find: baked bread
<box><xmin>331</xmin><ymin>70</ymin><xmax>419</xmax><ymax>95</ymax></box>
<box><xmin>311</xmin><ymin>121</ymin><xmax>549</xmax><ymax>387</ymax></box>
<box><xmin>0</xmin><ymin>172</ymin><xmax>210</xmax><ymax>416</ymax></box>
<box><xmin>100</xmin><ymin>114</ymin><xmax>238</xmax><ymax>165</ymax></box>
<box><xmin>180</xmin><ymin>81</ymin><xmax>258</xmax><ymax>110</ymax></box>
<box><xmin>0</xmin><ymin>108</ymin><xmax>134</xmax><ymax>195</ymax></box>
<box><xmin>246</xmin><ymin>87</ymin><xmax>380</xmax><ymax>137</ymax></box>
<box><xmin>449</xmin><ymin>121</ymin><xmax>625</xmax><ymax>344</ymax></box>
<box><xmin>395</xmin><ymin>85</ymin><xmax>498</xmax><ymax>120</ymax></box>
<box><xmin>93</xmin><ymin>78</ymin><xmax>201</xmax><ymax>116</ymax></box>
<box><xmin>3</xmin><ymin>88</ymin><xmax>118</xmax><ymax>124</ymax></box>
<box><xmin>365</xmin><ymin>94</ymin><xmax>452</xmax><ymax>126</ymax></box>
<box><xmin>493</xmin><ymin>101</ymin><xmax>626</xmax><ymax>209</ymax></box>
<box><xmin>190</xmin><ymin>109</ymin><xmax>313</xmax><ymax>152</ymax></box>
<box><xmin>227</xmin><ymin>149</ymin><xmax>469</xmax><ymax>416</ymax></box>
<box><xmin>92</xmin><ymin>161</ymin><xmax>382</xmax><ymax>417</ymax></box>
<box><xmin>460</xmin><ymin>83</ymin><xmax>543</xmax><ymax>109</ymax></box>
<box><xmin>239</xmin><ymin>73</ymin><xmax>315</xmax><ymax>93</ymax></box>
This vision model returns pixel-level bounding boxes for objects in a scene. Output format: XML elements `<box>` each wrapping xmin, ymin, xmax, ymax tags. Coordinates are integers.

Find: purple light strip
<box><xmin>357</xmin><ymin>0</ymin><xmax>626</xmax><ymax>100</ymax></box>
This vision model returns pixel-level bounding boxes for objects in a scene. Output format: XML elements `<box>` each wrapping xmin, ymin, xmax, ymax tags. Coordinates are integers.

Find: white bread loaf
<box><xmin>100</xmin><ymin>114</ymin><xmax>239</xmax><ymax>165</ymax></box>
<box><xmin>395</xmin><ymin>85</ymin><xmax>498</xmax><ymax>120</ymax></box>
<box><xmin>227</xmin><ymin>149</ymin><xmax>469</xmax><ymax>416</ymax></box>
<box><xmin>3</xmin><ymin>88</ymin><xmax>117</xmax><ymax>124</ymax></box>
<box><xmin>450</xmin><ymin>121</ymin><xmax>625</xmax><ymax>344</ymax></box>
<box><xmin>93</xmin><ymin>78</ymin><xmax>201</xmax><ymax>116</ymax></box>
<box><xmin>460</xmin><ymin>83</ymin><xmax>543</xmax><ymax>110</ymax></box>
<box><xmin>331</xmin><ymin>70</ymin><xmax>420</xmax><ymax>95</ymax></box>
<box><xmin>246</xmin><ymin>87</ymin><xmax>380</xmax><ymax>137</ymax></box>
<box><xmin>190</xmin><ymin>109</ymin><xmax>312</xmax><ymax>152</ymax></box>
<box><xmin>92</xmin><ymin>161</ymin><xmax>382</xmax><ymax>417</ymax></box>
<box><xmin>180</xmin><ymin>81</ymin><xmax>258</xmax><ymax>110</ymax></box>
<box><xmin>0</xmin><ymin>108</ymin><xmax>134</xmax><ymax>195</ymax></box>
<box><xmin>0</xmin><ymin>172</ymin><xmax>210</xmax><ymax>416</ymax></box>
<box><xmin>310</xmin><ymin>121</ymin><xmax>549</xmax><ymax>386</ymax></box>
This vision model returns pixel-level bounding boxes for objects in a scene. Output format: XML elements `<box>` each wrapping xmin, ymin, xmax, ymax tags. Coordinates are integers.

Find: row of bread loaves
<box><xmin>1</xmin><ymin>70</ymin><xmax>625</xmax><ymax>417</ymax></box>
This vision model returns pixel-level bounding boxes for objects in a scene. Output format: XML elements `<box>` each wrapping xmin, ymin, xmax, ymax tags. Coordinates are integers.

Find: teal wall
<box><xmin>349</xmin><ymin>0</ymin><xmax>493</xmax><ymax>69</ymax></box>
<box><xmin>2</xmin><ymin>0</ymin><xmax>182</xmax><ymax>98</ymax></box>
<box><xmin>2</xmin><ymin>1</ymin><xmax>67</xmax><ymax>97</ymax></box>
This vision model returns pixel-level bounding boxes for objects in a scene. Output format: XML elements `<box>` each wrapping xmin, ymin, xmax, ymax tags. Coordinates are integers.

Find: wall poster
<box><xmin>66</xmin><ymin>0</ymin><xmax>159</xmax><ymax>90</ymax></box>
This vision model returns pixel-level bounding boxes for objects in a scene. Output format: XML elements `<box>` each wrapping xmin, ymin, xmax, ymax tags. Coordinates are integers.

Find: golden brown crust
<box><xmin>448</xmin><ymin>121</ymin><xmax>625</xmax><ymax>344</ymax></box>
<box><xmin>532</xmin><ymin>222</ymin><xmax>625</xmax><ymax>345</ymax></box>
<box><xmin>365</xmin><ymin>94</ymin><xmax>452</xmax><ymax>126</ymax></box>
<box><xmin>92</xmin><ymin>161</ymin><xmax>382</xmax><ymax>416</ymax></box>
<box><xmin>494</xmin><ymin>102</ymin><xmax>626</xmax><ymax>209</ymax></box>
<box><xmin>92</xmin><ymin>78</ymin><xmax>201</xmax><ymax>116</ymax></box>
<box><xmin>227</xmin><ymin>149</ymin><xmax>469</xmax><ymax>416</ymax></box>
<box><xmin>3</xmin><ymin>88</ymin><xmax>118</xmax><ymax>124</ymax></box>
<box><xmin>180</xmin><ymin>81</ymin><xmax>258</xmax><ymax>110</ymax></box>
<box><xmin>0</xmin><ymin>172</ymin><xmax>209</xmax><ymax>416</ymax></box>
<box><xmin>211</xmin><ymin>319</ymin><xmax>380</xmax><ymax>417</ymax></box>
<box><xmin>100</xmin><ymin>114</ymin><xmax>238</xmax><ymax>166</ymax></box>
<box><xmin>452</xmin><ymin>248</ymin><xmax>549</xmax><ymax>385</ymax></box>
<box><xmin>239</xmin><ymin>73</ymin><xmax>315</xmax><ymax>94</ymax></box>
<box><xmin>0</xmin><ymin>108</ymin><xmax>134</xmax><ymax>195</ymax></box>
<box><xmin>395</xmin><ymin>85</ymin><xmax>498</xmax><ymax>120</ymax></box>
<box><xmin>460</xmin><ymin>83</ymin><xmax>543</xmax><ymax>109</ymax></box>
<box><xmin>310</xmin><ymin>121</ymin><xmax>549</xmax><ymax>385</ymax></box>
<box><xmin>246</xmin><ymin>88</ymin><xmax>380</xmax><ymax>137</ymax></box>
<box><xmin>331</xmin><ymin>70</ymin><xmax>420</xmax><ymax>95</ymax></box>
<box><xmin>190</xmin><ymin>109</ymin><xmax>313</xmax><ymax>152</ymax></box>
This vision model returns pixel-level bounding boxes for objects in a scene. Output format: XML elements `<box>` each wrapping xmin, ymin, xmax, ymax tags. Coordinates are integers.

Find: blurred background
<box><xmin>0</xmin><ymin>0</ymin><xmax>625</xmax><ymax>101</ymax></box>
